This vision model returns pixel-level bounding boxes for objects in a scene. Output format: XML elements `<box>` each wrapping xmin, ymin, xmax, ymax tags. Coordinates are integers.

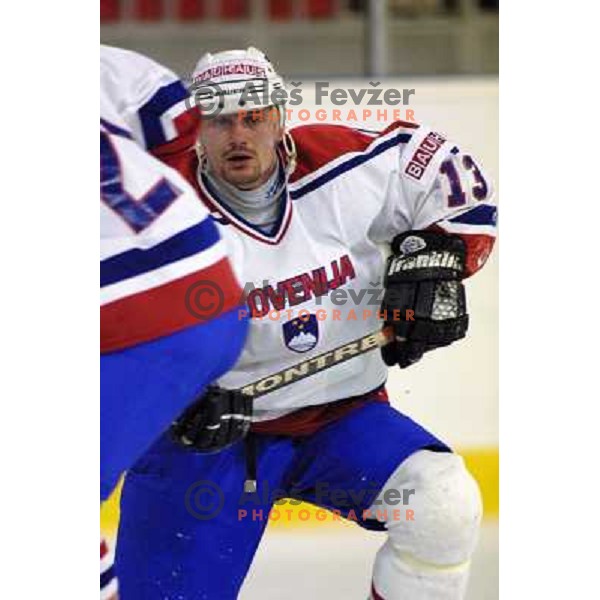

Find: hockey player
<box><xmin>115</xmin><ymin>47</ymin><xmax>497</xmax><ymax>599</ymax></box>
<box><xmin>100</xmin><ymin>46</ymin><xmax>248</xmax><ymax>598</ymax></box>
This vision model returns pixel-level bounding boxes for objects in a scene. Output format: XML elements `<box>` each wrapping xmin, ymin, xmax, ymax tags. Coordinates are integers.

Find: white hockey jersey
<box><xmin>171</xmin><ymin>120</ymin><xmax>497</xmax><ymax>423</ymax></box>
<box><xmin>100</xmin><ymin>47</ymin><xmax>241</xmax><ymax>352</ymax></box>
<box><xmin>100</xmin><ymin>45</ymin><xmax>195</xmax><ymax>151</ymax></box>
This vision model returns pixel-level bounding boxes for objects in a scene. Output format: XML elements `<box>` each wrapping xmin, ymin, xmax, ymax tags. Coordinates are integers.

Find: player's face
<box><xmin>200</xmin><ymin>108</ymin><xmax>283</xmax><ymax>190</ymax></box>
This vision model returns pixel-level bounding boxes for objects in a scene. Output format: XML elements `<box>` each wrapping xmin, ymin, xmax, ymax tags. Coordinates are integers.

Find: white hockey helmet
<box><xmin>191</xmin><ymin>47</ymin><xmax>287</xmax><ymax>125</ymax></box>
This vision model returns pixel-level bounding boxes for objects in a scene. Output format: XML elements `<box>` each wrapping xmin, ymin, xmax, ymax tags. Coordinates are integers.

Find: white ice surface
<box><xmin>241</xmin><ymin>521</ymin><xmax>499</xmax><ymax>599</ymax></box>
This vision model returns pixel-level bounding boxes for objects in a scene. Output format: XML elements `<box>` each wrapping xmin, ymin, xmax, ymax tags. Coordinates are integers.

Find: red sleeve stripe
<box><xmin>437</xmin><ymin>221</ymin><xmax>497</xmax><ymax>238</ymax></box>
<box><xmin>100</xmin><ymin>544</ymin><xmax>112</xmax><ymax>571</ymax></box>
<box><xmin>289</xmin><ymin>121</ymin><xmax>419</xmax><ymax>184</ymax></box>
<box><xmin>151</xmin><ymin>107</ymin><xmax>200</xmax><ymax>162</ymax></box>
<box><xmin>101</xmin><ymin>239</ymin><xmax>227</xmax><ymax>306</ymax></box>
<box><xmin>289</xmin><ymin>124</ymin><xmax>374</xmax><ymax>182</ymax></box>
<box><xmin>100</xmin><ymin>538</ymin><xmax>109</xmax><ymax>559</ymax></box>
<box><xmin>429</xmin><ymin>223</ymin><xmax>495</xmax><ymax>278</ymax></box>
<box><xmin>101</xmin><ymin>257</ymin><xmax>243</xmax><ymax>353</ymax></box>
<box><xmin>460</xmin><ymin>233</ymin><xmax>496</xmax><ymax>277</ymax></box>
<box><xmin>289</xmin><ymin>125</ymin><xmax>414</xmax><ymax>200</ymax></box>
<box><xmin>100</xmin><ymin>537</ymin><xmax>118</xmax><ymax>599</ymax></box>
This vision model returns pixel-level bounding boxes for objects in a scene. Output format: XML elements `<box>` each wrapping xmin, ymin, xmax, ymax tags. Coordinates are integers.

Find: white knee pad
<box><xmin>371</xmin><ymin>450</ymin><xmax>482</xmax><ymax>567</ymax></box>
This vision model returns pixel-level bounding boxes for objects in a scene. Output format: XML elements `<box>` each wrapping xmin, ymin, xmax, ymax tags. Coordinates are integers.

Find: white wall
<box><xmin>291</xmin><ymin>78</ymin><xmax>499</xmax><ymax>447</ymax></box>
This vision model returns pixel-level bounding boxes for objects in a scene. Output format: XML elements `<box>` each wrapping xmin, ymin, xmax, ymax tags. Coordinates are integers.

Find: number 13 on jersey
<box><xmin>440</xmin><ymin>152</ymin><xmax>489</xmax><ymax>208</ymax></box>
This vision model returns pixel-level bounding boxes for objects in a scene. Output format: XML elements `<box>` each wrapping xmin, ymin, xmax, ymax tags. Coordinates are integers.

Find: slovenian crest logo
<box><xmin>282</xmin><ymin>314</ymin><xmax>319</xmax><ymax>353</ymax></box>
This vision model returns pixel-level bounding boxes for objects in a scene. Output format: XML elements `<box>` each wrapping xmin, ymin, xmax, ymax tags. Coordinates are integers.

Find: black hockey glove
<box><xmin>380</xmin><ymin>231</ymin><xmax>469</xmax><ymax>369</ymax></box>
<box><xmin>170</xmin><ymin>386</ymin><xmax>252</xmax><ymax>453</ymax></box>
